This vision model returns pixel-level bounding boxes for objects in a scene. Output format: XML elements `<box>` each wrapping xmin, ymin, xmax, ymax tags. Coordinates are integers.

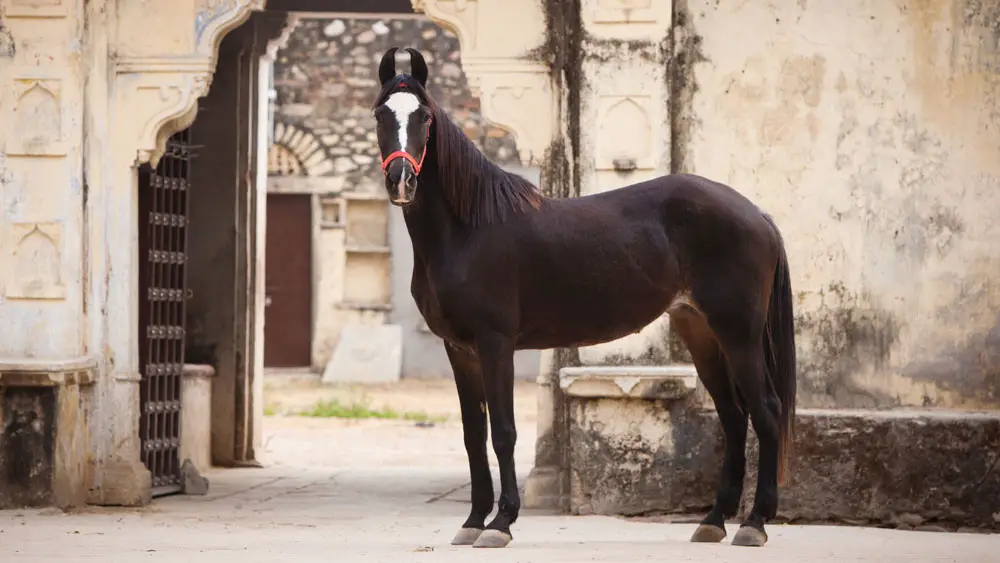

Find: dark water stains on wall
<box><xmin>532</xmin><ymin>0</ymin><xmax>583</xmax><ymax>200</ymax></box>
<box><xmin>583</xmin><ymin>36</ymin><xmax>661</xmax><ymax>64</ymax></box>
<box><xmin>0</xmin><ymin>17</ymin><xmax>14</xmax><ymax>58</ymax></box>
<box><xmin>904</xmin><ymin>312</ymin><xmax>1000</xmax><ymax>406</ymax></box>
<box><xmin>955</xmin><ymin>0</ymin><xmax>1000</xmax><ymax>72</ymax></box>
<box><xmin>794</xmin><ymin>284</ymin><xmax>901</xmax><ymax>408</ymax></box>
<box><xmin>568</xmin><ymin>400</ymin><xmax>720</xmax><ymax>516</ymax></box>
<box><xmin>0</xmin><ymin>387</ymin><xmax>56</xmax><ymax>508</ymax></box>
<box><xmin>668</xmin><ymin>1</ymin><xmax>708</xmax><ymax>176</ymax></box>
<box><xmin>599</xmin><ymin>347</ymin><xmax>672</xmax><ymax>368</ymax></box>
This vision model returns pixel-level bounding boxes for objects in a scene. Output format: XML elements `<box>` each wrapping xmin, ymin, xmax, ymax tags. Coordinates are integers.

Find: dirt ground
<box><xmin>259</xmin><ymin>372</ymin><xmax>539</xmax><ymax>469</ymax></box>
<box><xmin>262</xmin><ymin>370</ymin><xmax>538</xmax><ymax>422</ymax></box>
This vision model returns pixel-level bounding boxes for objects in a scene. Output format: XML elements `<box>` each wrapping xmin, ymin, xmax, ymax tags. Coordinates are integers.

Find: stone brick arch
<box><xmin>268</xmin><ymin>122</ymin><xmax>335</xmax><ymax>176</ymax></box>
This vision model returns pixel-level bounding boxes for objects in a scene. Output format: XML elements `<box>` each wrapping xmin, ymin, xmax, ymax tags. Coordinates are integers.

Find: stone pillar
<box><xmin>250</xmin><ymin>11</ymin><xmax>300</xmax><ymax>462</ymax></box>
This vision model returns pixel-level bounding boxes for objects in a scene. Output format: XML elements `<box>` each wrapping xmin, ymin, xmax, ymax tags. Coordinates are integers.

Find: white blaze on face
<box><xmin>384</xmin><ymin>92</ymin><xmax>421</xmax><ymax>202</ymax></box>
<box><xmin>384</xmin><ymin>91</ymin><xmax>420</xmax><ymax>155</ymax></box>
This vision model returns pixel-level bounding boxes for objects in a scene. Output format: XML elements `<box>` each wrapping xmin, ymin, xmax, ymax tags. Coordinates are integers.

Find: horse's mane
<box><xmin>375</xmin><ymin>75</ymin><xmax>542</xmax><ymax>227</ymax></box>
<box><xmin>430</xmin><ymin>104</ymin><xmax>542</xmax><ymax>227</ymax></box>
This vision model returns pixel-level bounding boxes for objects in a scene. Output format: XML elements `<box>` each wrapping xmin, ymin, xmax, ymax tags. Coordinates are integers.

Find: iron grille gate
<box><xmin>138</xmin><ymin>127</ymin><xmax>193</xmax><ymax>497</ymax></box>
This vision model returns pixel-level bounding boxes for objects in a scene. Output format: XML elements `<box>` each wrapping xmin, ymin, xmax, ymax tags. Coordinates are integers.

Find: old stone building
<box><xmin>0</xmin><ymin>0</ymin><xmax>997</xmax><ymax>530</ymax></box>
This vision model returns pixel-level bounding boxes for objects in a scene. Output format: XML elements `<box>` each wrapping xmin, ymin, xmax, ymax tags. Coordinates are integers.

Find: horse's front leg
<box><xmin>443</xmin><ymin>342</ymin><xmax>494</xmax><ymax>546</ymax></box>
<box><xmin>471</xmin><ymin>331</ymin><xmax>519</xmax><ymax>548</ymax></box>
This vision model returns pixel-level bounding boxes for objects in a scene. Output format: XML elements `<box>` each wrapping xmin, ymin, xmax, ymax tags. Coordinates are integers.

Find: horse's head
<box><xmin>373</xmin><ymin>47</ymin><xmax>433</xmax><ymax>206</ymax></box>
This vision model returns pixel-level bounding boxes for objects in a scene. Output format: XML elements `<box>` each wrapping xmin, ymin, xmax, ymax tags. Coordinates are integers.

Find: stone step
<box><xmin>559</xmin><ymin>365</ymin><xmax>698</xmax><ymax>400</ymax></box>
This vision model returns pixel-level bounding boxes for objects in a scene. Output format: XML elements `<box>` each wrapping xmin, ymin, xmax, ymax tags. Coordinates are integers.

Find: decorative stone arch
<box><xmin>268</xmin><ymin>122</ymin><xmax>335</xmax><ymax>176</ymax></box>
<box><xmin>411</xmin><ymin>0</ymin><xmax>553</xmax><ymax>166</ymax></box>
<box><xmin>115</xmin><ymin>0</ymin><xmax>266</xmax><ymax>168</ymax></box>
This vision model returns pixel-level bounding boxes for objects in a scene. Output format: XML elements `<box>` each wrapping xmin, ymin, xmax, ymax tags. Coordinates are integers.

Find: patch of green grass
<box><xmin>298</xmin><ymin>397</ymin><xmax>446</xmax><ymax>424</ymax></box>
<box><xmin>263</xmin><ymin>404</ymin><xmax>278</xmax><ymax>417</ymax></box>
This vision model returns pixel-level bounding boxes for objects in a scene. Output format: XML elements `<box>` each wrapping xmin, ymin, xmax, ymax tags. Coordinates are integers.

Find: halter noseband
<box><xmin>380</xmin><ymin>83</ymin><xmax>432</xmax><ymax>175</ymax></box>
<box><xmin>380</xmin><ymin>124</ymin><xmax>430</xmax><ymax>175</ymax></box>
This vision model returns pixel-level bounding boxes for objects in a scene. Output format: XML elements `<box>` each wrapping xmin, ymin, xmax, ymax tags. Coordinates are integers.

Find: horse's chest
<box><xmin>411</xmin><ymin>272</ymin><xmax>469</xmax><ymax>344</ymax></box>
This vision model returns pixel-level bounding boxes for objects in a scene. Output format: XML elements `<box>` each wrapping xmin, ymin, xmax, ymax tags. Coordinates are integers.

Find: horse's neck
<box><xmin>402</xmin><ymin>171</ymin><xmax>459</xmax><ymax>266</ymax></box>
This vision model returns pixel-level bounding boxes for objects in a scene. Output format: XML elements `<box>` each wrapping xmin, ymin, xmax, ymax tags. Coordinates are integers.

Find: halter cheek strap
<box><xmin>381</xmin><ymin>120</ymin><xmax>432</xmax><ymax>175</ymax></box>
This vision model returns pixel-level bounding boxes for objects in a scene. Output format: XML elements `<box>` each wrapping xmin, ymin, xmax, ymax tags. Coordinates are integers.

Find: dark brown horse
<box><xmin>371</xmin><ymin>47</ymin><xmax>797</xmax><ymax>549</ymax></box>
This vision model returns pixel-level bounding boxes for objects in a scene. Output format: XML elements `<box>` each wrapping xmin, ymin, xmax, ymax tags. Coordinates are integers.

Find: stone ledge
<box><xmin>0</xmin><ymin>356</ymin><xmax>98</xmax><ymax>510</ymax></box>
<box><xmin>566</xmin><ymin>400</ymin><xmax>1000</xmax><ymax>531</ymax></box>
<box><xmin>0</xmin><ymin>356</ymin><xmax>98</xmax><ymax>387</ymax></box>
<box><xmin>559</xmin><ymin>365</ymin><xmax>698</xmax><ymax>400</ymax></box>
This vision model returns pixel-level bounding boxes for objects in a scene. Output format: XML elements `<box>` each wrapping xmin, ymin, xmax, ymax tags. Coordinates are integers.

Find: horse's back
<box><xmin>552</xmin><ymin>172</ymin><xmax>782</xmax><ymax>288</ymax></box>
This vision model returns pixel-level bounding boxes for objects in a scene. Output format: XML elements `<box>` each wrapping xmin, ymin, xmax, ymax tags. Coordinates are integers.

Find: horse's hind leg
<box><xmin>671</xmin><ymin>312</ymin><xmax>749</xmax><ymax>543</ymax></box>
<box><xmin>712</xmin><ymin>328</ymin><xmax>781</xmax><ymax>547</ymax></box>
<box><xmin>444</xmin><ymin>343</ymin><xmax>495</xmax><ymax>546</ymax></box>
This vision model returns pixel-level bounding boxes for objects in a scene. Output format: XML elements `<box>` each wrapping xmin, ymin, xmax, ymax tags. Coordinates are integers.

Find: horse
<box><xmin>370</xmin><ymin>47</ymin><xmax>797</xmax><ymax>549</ymax></box>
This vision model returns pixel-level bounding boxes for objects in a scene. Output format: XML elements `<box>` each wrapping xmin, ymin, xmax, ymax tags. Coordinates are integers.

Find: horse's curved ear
<box><xmin>378</xmin><ymin>47</ymin><xmax>399</xmax><ymax>85</ymax></box>
<box><xmin>405</xmin><ymin>48</ymin><xmax>429</xmax><ymax>88</ymax></box>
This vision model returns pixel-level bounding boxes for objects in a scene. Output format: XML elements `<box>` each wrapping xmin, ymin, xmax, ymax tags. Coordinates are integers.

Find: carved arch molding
<box><xmin>114</xmin><ymin>0</ymin><xmax>269</xmax><ymax>168</ymax></box>
<box><xmin>412</xmin><ymin>0</ymin><xmax>553</xmax><ymax>167</ymax></box>
<box><xmin>112</xmin><ymin>0</ymin><xmax>553</xmax><ymax>168</ymax></box>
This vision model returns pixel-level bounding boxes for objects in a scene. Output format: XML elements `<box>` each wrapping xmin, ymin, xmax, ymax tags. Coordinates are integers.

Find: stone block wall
<box><xmin>272</xmin><ymin>16</ymin><xmax>521</xmax><ymax>186</ymax></box>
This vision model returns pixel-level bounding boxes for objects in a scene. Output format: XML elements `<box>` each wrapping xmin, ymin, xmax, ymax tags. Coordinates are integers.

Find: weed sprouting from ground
<box><xmin>273</xmin><ymin>396</ymin><xmax>447</xmax><ymax>424</ymax></box>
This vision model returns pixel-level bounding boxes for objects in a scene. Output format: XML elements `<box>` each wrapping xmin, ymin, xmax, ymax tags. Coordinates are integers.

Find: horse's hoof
<box><xmin>690</xmin><ymin>524</ymin><xmax>727</xmax><ymax>543</ymax></box>
<box><xmin>450</xmin><ymin>527</ymin><xmax>484</xmax><ymax>546</ymax></box>
<box><xmin>472</xmin><ymin>529</ymin><xmax>512</xmax><ymax>548</ymax></box>
<box><xmin>731</xmin><ymin>526</ymin><xmax>767</xmax><ymax>547</ymax></box>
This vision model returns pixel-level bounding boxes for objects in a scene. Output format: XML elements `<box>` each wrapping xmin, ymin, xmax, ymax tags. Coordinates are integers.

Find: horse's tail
<box><xmin>761</xmin><ymin>213</ymin><xmax>797</xmax><ymax>485</ymax></box>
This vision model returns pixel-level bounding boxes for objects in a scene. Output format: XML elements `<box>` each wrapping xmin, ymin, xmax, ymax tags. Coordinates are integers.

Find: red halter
<box><xmin>380</xmin><ymin>83</ymin><xmax>432</xmax><ymax>175</ymax></box>
<box><xmin>381</xmin><ymin>121</ymin><xmax>431</xmax><ymax>175</ymax></box>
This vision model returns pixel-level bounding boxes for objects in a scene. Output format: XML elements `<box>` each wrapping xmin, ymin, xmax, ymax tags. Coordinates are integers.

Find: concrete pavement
<box><xmin>2</xmin><ymin>463</ymin><xmax>997</xmax><ymax>562</ymax></box>
<box><xmin>2</xmin><ymin>379</ymin><xmax>997</xmax><ymax>562</ymax></box>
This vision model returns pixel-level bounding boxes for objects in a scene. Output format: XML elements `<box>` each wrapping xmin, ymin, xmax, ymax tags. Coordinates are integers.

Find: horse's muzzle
<box><xmin>384</xmin><ymin>157</ymin><xmax>418</xmax><ymax>206</ymax></box>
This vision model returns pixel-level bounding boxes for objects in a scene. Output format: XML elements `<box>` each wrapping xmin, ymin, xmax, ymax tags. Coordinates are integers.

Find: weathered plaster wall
<box><xmin>506</xmin><ymin>0</ymin><xmax>1000</xmax><ymax>516</ymax></box>
<box><xmin>0</xmin><ymin>0</ymin><xmax>98</xmax><ymax>512</ymax></box>
<box><xmin>683</xmin><ymin>0</ymin><xmax>1000</xmax><ymax>408</ymax></box>
<box><xmin>1</xmin><ymin>0</ymin><xmax>284</xmax><ymax>506</ymax></box>
<box><xmin>0</xmin><ymin>1</ymin><xmax>85</xmax><ymax>359</ymax></box>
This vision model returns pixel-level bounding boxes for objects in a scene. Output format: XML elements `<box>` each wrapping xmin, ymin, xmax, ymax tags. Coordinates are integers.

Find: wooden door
<box><xmin>264</xmin><ymin>194</ymin><xmax>313</xmax><ymax>367</ymax></box>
